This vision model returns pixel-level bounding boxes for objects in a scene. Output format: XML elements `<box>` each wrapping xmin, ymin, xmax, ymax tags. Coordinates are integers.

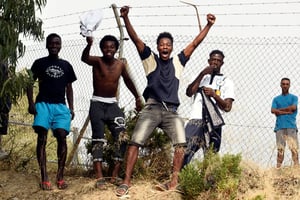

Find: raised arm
<box><xmin>81</xmin><ymin>36</ymin><xmax>98</xmax><ymax>66</ymax></box>
<box><xmin>120</xmin><ymin>6</ymin><xmax>145</xmax><ymax>54</ymax></box>
<box><xmin>183</xmin><ymin>14</ymin><xmax>215</xmax><ymax>59</ymax></box>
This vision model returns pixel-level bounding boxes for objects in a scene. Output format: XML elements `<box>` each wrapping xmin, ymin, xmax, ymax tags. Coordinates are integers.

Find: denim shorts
<box><xmin>130</xmin><ymin>103</ymin><xmax>186</xmax><ymax>147</ymax></box>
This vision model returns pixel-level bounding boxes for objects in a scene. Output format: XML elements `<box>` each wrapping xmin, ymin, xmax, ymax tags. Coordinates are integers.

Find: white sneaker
<box><xmin>0</xmin><ymin>149</ymin><xmax>9</xmax><ymax>160</ymax></box>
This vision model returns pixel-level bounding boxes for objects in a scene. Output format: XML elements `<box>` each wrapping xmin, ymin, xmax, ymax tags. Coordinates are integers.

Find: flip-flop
<box><xmin>174</xmin><ymin>185</ymin><xmax>184</xmax><ymax>194</ymax></box>
<box><xmin>110</xmin><ymin>177</ymin><xmax>123</xmax><ymax>186</ymax></box>
<box><xmin>155</xmin><ymin>183</ymin><xmax>168</xmax><ymax>191</ymax></box>
<box><xmin>155</xmin><ymin>183</ymin><xmax>184</xmax><ymax>194</ymax></box>
<box><xmin>40</xmin><ymin>181</ymin><xmax>53</xmax><ymax>190</ymax></box>
<box><xmin>115</xmin><ymin>184</ymin><xmax>129</xmax><ymax>197</ymax></box>
<box><xmin>57</xmin><ymin>180</ymin><xmax>68</xmax><ymax>190</ymax></box>
<box><xmin>95</xmin><ymin>178</ymin><xmax>107</xmax><ymax>190</ymax></box>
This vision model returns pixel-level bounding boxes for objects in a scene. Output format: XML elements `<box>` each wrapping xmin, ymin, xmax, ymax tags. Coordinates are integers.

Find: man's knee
<box><xmin>53</xmin><ymin>128</ymin><xmax>68</xmax><ymax>139</ymax></box>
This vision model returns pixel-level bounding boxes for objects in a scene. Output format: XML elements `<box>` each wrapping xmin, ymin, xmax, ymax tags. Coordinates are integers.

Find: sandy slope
<box><xmin>1</xmin><ymin>162</ymin><xmax>300</xmax><ymax>200</ymax></box>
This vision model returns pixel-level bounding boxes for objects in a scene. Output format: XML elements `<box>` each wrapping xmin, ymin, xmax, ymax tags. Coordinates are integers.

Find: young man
<box><xmin>271</xmin><ymin>78</ymin><xmax>299</xmax><ymax>168</ymax></box>
<box><xmin>115</xmin><ymin>6</ymin><xmax>215</xmax><ymax>197</ymax></box>
<box><xmin>0</xmin><ymin>63</ymin><xmax>11</xmax><ymax>160</ymax></box>
<box><xmin>27</xmin><ymin>33</ymin><xmax>77</xmax><ymax>190</ymax></box>
<box><xmin>81</xmin><ymin>35</ymin><xmax>142</xmax><ymax>189</ymax></box>
<box><xmin>182</xmin><ymin>50</ymin><xmax>235</xmax><ymax>168</ymax></box>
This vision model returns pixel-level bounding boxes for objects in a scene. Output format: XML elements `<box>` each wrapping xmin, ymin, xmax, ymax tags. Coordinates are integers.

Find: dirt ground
<box><xmin>1</xmin><ymin>161</ymin><xmax>300</xmax><ymax>200</ymax></box>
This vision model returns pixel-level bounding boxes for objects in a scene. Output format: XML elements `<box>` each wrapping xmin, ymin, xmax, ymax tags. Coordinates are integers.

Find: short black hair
<box><xmin>209</xmin><ymin>49</ymin><xmax>225</xmax><ymax>59</ymax></box>
<box><xmin>156</xmin><ymin>32</ymin><xmax>173</xmax><ymax>45</ymax></box>
<box><xmin>46</xmin><ymin>33</ymin><xmax>61</xmax><ymax>48</ymax></box>
<box><xmin>99</xmin><ymin>35</ymin><xmax>119</xmax><ymax>50</ymax></box>
<box><xmin>281</xmin><ymin>77</ymin><xmax>290</xmax><ymax>82</ymax></box>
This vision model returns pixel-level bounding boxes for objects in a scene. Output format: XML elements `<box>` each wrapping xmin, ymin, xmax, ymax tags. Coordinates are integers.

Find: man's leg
<box><xmin>0</xmin><ymin>112</ymin><xmax>10</xmax><ymax>160</ymax></box>
<box><xmin>0</xmin><ymin>135</ymin><xmax>9</xmax><ymax>160</ymax></box>
<box><xmin>291</xmin><ymin>149</ymin><xmax>299</xmax><ymax>166</ymax></box>
<box><xmin>110</xmin><ymin>160</ymin><xmax>121</xmax><ymax>184</ymax></box>
<box><xmin>182</xmin><ymin>120</ymin><xmax>205</xmax><ymax>169</ymax></box>
<box><xmin>275</xmin><ymin>130</ymin><xmax>286</xmax><ymax>168</ymax></box>
<box><xmin>115</xmin><ymin>145</ymin><xmax>139</xmax><ymax>196</ymax></box>
<box><xmin>169</xmin><ymin>146</ymin><xmax>185</xmax><ymax>189</ymax></box>
<box><xmin>183</xmin><ymin>137</ymin><xmax>201</xmax><ymax>168</ymax></box>
<box><xmin>286</xmin><ymin>128</ymin><xmax>299</xmax><ymax>166</ymax></box>
<box><xmin>209</xmin><ymin>128</ymin><xmax>222</xmax><ymax>153</ymax></box>
<box><xmin>54</xmin><ymin>128</ymin><xmax>68</xmax><ymax>189</ymax></box>
<box><xmin>94</xmin><ymin>161</ymin><xmax>104</xmax><ymax>180</ymax></box>
<box><xmin>277</xmin><ymin>149</ymin><xmax>284</xmax><ymax>168</ymax></box>
<box><xmin>92</xmin><ymin>141</ymin><xmax>107</xmax><ymax>189</ymax></box>
<box><xmin>35</xmin><ymin>127</ymin><xmax>51</xmax><ymax>189</ymax></box>
<box><xmin>123</xmin><ymin>145</ymin><xmax>139</xmax><ymax>185</ymax></box>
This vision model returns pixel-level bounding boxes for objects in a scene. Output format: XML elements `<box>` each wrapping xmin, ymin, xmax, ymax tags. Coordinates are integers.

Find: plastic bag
<box><xmin>79</xmin><ymin>9</ymin><xmax>104</xmax><ymax>37</ymax></box>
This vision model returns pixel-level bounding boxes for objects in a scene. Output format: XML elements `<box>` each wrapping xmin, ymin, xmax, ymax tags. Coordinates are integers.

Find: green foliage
<box><xmin>0</xmin><ymin>95</ymin><xmax>58</xmax><ymax>173</ymax></box>
<box><xmin>179</xmin><ymin>150</ymin><xmax>242</xmax><ymax>200</ymax></box>
<box><xmin>0</xmin><ymin>0</ymin><xmax>46</xmax><ymax>64</ymax></box>
<box><xmin>0</xmin><ymin>67</ymin><xmax>34</xmax><ymax>106</ymax></box>
<box><xmin>0</xmin><ymin>0</ymin><xmax>46</xmax><ymax>108</ymax></box>
<box><xmin>250</xmin><ymin>195</ymin><xmax>266</xmax><ymax>200</ymax></box>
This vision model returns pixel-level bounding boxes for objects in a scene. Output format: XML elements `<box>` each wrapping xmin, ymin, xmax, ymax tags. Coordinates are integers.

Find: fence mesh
<box><xmin>11</xmin><ymin>35</ymin><xmax>299</xmax><ymax>169</ymax></box>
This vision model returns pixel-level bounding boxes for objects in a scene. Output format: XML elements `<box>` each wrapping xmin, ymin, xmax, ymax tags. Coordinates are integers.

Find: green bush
<box><xmin>179</xmin><ymin>150</ymin><xmax>242</xmax><ymax>200</ymax></box>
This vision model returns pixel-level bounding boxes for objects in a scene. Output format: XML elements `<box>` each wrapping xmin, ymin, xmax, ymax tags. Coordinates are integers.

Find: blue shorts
<box><xmin>33</xmin><ymin>102</ymin><xmax>71</xmax><ymax>133</ymax></box>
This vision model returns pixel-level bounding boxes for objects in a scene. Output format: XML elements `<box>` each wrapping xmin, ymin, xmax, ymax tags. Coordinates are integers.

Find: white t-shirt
<box><xmin>189</xmin><ymin>74</ymin><xmax>235</xmax><ymax>119</ymax></box>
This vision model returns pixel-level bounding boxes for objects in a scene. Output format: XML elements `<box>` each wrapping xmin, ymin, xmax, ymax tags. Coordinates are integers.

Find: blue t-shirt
<box><xmin>271</xmin><ymin>93</ymin><xmax>298</xmax><ymax>131</ymax></box>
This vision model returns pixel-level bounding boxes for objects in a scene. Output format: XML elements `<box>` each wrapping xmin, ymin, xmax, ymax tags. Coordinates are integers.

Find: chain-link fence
<box><xmin>11</xmin><ymin>34</ymin><xmax>299</xmax><ymax>169</ymax></box>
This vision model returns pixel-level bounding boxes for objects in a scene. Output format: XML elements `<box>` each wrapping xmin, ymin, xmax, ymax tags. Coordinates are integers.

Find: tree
<box><xmin>0</xmin><ymin>0</ymin><xmax>46</xmax><ymax>105</ymax></box>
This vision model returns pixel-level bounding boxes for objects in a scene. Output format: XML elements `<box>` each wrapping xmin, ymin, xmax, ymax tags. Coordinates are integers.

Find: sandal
<box><xmin>40</xmin><ymin>181</ymin><xmax>52</xmax><ymax>190</ymax></box>
<box><xmin>115</xmin><ymin>184</ymin><xmax>129</xmax><ymax>197</ymax></box>
<box><xmin>155</xmin><ymin>183</ymin><xmax>169</xmax><ymax>191</ymax></box>
<box><xmin>110</xmin><ymin>177</ymin><xmax>123</xmax><ymax>186</ymax></box>
<box><xmin>57</xmin><ymin>180</ymin><xmax>68</xmax><ymax>190</ymax></box>
<box><xmin>155</xmin><ymin>182</ymin><xmax>184</xmax><ymax>194</ymax></box>
<box><xmin>95</xmin><ymin>178</ymin><xmax>107</xmax><ymax>190</ymax></box>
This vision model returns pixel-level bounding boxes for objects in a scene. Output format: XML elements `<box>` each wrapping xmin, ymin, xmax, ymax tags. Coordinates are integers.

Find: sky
<box><xmin>32</xmin><ymin>0</ymin><xmax>299</xmax><ymax>42</ymax></box>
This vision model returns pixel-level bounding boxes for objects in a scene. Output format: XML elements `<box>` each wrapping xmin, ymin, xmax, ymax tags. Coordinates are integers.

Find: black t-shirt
<box><xmin>31</xmin><ymin>56</ymin><xmax>77</xmax><ymax>104</ymax></box>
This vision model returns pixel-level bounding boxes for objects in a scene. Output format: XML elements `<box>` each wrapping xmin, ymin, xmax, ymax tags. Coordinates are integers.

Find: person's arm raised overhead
<box><xmin>183</xmin><ymin>14</ymin><xmax>215</xmax><ymax>59</ymax></box>
<box><xmin>120</xmin><ymin>6</ymin><xmax>145</xmax><ymax>54</ymax></box>
<box><xmin>81</xmin><ymin>36</ymin><xmax>98</xmax><ymax>66</ymax></box>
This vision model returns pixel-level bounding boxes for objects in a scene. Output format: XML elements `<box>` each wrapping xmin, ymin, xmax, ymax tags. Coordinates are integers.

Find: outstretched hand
<box><xmin>206</xmin><ymin>14</ymin><xmax>216</xmax><ymax>25</ymax></box>
<box><xmin>120</xmin><ymin>6</ymin><xmax>130</xmax><ymax>18</ymax></box>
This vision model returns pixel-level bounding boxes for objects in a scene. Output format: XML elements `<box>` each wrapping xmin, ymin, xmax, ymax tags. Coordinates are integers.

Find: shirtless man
<box><xmin>81</xmin><ymin>35</ymin><xmax>142</xmax><ymax>189</ymax></box>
